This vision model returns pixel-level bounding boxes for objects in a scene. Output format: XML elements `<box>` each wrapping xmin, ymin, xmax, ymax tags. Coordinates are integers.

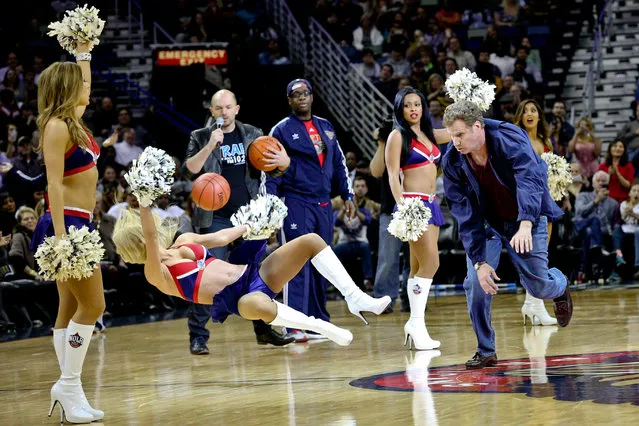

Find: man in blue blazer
<box><xmin>266</xmin><ymin>79</ymin><xmax>355</xmax><ymax>341</ymax></box>
<box><xmin>441</xmin><ymin>101</ymin><xmax>573</xmax><ymax>369</ymax></box>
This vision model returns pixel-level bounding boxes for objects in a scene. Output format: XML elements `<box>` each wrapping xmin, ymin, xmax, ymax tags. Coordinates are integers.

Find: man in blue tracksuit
<box><xmin>441</xmin><ymin>101</ymin><xmax>573</xmax><ymax>369</ymax></box>
<box><xmin>266</xmin><ymin>79</ymin><xmax>355</xmax><ymax>340</ymax></box>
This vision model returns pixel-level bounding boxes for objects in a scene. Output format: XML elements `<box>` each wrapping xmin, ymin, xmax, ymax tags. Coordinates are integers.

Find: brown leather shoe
<box><xmin>553</xmin><ymin>284</ymin><xmax>573</xmax><ymax>327</ymax></box>
<box><xmin>465</xmin><ymin>352</ymin><xmax>498</xmax><ymax>369</ymax></box>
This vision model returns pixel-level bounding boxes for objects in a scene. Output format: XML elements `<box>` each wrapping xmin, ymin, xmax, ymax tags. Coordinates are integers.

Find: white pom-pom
<box><xmin>541</xmin><ymin>152</ymin><xmax>572</xmax><ymax>201</ymax></box>
<box><xmin>231</xmin><ymin>195</ymin><xmax>288</xmax><ymax>240</ymax></box>
<box><xmin>387</xmin><ymin>197</ymin><xmax>432</xmax><ymax>242</ymax></box>
<box><xmin>445</xmin><ymin>68</ymin><xmax>496</xmax><ymax>112</ymax></box>
<box><xmin>47</xmin><ymin>4</ymin><xmax>106</xmax><ymax>55</ymax></box>
<box><xmin>125</xmin><ymin>147</ymin><xmax>176</xmax><ymax>207</ymax></box>
<box><xmin>34</xmin><ymin>226</ymin><xmax>105</xmax><ymax>281</ymax></box>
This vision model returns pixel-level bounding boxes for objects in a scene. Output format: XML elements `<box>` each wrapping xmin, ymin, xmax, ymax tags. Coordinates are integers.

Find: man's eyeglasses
<box><xmin>289</xmin><ymin>90</ymin><xmax>311</xmax><ymax>99</ymax></box>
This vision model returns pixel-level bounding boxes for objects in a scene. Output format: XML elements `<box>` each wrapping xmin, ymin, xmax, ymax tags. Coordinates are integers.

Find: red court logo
<box><xmin>350</xmin><ymin>351</ymin><xmax>639</xmax><ymax>405</ymax></box>
<box><xmin>68</xmin><ymin>332</ymin><xmax>84</xmax><ymax>349</ymax></box>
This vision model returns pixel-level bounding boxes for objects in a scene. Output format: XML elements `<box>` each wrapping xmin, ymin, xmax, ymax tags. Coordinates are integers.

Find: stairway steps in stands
<box><xmin>563</xmin><ymin>84</ymin><xmax>637</xmax><ymax>98</ymax></box>
<box><xmin>574</xmin><ymin>45</ymin><xmax>639</xmax><ymax>60</ymax></box>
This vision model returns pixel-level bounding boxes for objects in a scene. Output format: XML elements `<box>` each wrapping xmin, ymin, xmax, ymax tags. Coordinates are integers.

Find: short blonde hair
<box><xmin>112</xmin><ymin>209</ymin><xmax>178</xmax><ymax>264</ymax></box>
<box><xmin>16</xmin><ymin>206</ymin><xmax>37</xmax><ymax>222</ymax></box>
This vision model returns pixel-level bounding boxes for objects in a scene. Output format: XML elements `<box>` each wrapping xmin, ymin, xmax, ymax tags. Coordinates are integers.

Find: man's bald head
<box><xmin>210</xmin><ymin>89</ymin><xmax>240</xmax><ymax>131</ymax></box>
<box><xmin>211</xmin><ymin>89</ymin><xmax>237</xmax><ymax>107</ymax></box>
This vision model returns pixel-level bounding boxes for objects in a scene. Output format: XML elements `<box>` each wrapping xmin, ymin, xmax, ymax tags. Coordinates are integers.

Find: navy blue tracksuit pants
<box><xmin>279</xmin><ymin>197</ymin><xmax>333</xmax><ymax>322</ymax></box>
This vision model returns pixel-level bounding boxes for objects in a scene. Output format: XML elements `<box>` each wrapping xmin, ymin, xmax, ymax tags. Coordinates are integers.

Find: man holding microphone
<box><xmin>183</xmin><ymin>89</ymin><xmax>294</xmax><ymax>354</ymax></box>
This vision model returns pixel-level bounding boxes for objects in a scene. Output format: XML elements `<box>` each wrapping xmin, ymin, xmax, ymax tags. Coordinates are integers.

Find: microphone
<box><xmin>211</xmin><ymin>117</ymin><xmax>225</xmax><ymax>149</ymax></box>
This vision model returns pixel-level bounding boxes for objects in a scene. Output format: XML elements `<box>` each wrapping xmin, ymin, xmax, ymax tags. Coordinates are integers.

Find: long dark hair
<box><xmin>392</xmin><ymin>87</ymin><xmax>436</xmax><ymax>163</ymax></box>
<box><xmin>514</xmin><ymin>99</ymin><xmax>552</xmax><ymax>152</ymax></box>
<box><xmin>605</xmin><ymin>140</ymin><xmax>629</xmax><ymax>167</ymax></box>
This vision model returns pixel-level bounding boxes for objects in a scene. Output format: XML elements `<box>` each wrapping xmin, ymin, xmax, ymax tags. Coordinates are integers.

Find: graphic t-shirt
<box><xmin>620</xmin><ymin>201</ymin><xmax>639</xmax><ymax>233</ymax></box>
<box><xmin>303</xmin><ymin>120</ymin><xmax>326</xmax><ymax>167</ymax></box>
<box><xmin>216</xmin><ymin>128</ymin><xmax>250</xmax><ymax>218</ymax></box>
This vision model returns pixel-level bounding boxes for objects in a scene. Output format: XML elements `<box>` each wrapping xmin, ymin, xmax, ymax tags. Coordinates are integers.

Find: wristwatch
<box><xmin>474</xmin><ymin>261</ymin><xmax>486</xmax><ymax>271</ymax></box>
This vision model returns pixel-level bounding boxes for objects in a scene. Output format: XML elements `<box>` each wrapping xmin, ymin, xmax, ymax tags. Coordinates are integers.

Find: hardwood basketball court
<box><xmin>1</xmin><ymin>288</ymin><xmax>638</xmax><ymax>425</ymax></box>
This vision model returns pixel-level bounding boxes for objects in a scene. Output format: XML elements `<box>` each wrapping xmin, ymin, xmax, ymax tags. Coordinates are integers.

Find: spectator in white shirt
<box><xmin>108</xmin><ymin>189</ymin><xmax>165</xmax><ymax>219</ymax></box>
<box><xmin>345</xmin><ymin>151</ymin><xmax>357</xmax><ymax>190</ymax></box>
<box><xmin>155</xmin><ymin>193</ymin><xmax>186</xmax><ymax>219</ymax></box>
<box><xmin>357</xmin><ymin>49</ymin><xmax>381</xmax><ymax>79</ymax></box>
<box><xmin>353</xmin><ymin>15</ymin><xmax>384</xmax><ymax>55</ymax></box>
<box><xmin>114</xmin><ymin>128</ymin><xmax>143</xmax><ymax>168</ymax></box>
<box><xmin>447</xmin><ymin>37</ymin><xmax>476</xmax><ymax>70</ymax></box>
<box><xmin>383</xmin><ymin>48</ymin><xmax>411</xmax><ymax>79</ymax></box>
<box><xmin>515</xmin><ymin>46</ymin><xmax>542</xmax><ymax>83</ymax></box>
<box><xmin>489</xmin><ymin>41</ymin><xmax>516</xmax><ymax>77</ymax></box>
<box><xmin>107</xmin><ymin>188</ymin><xmax>139</xmax><ymax>218</ymax></box>
<box><xmin>611</xmin><ymin>184</ymin><xmax>639</xmax><ymax>280</ymax></box>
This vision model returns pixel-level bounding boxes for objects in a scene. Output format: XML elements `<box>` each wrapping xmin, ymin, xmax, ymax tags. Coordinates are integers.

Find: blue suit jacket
<box><xmin>442</xmin><ymin>119</ymin><xmax>564</xmax><ymax>265</ymax></box>
<box><xmin>266</xmin><ymin>114</ymin><xmax>353</xmax><ymax>204</ymax></box>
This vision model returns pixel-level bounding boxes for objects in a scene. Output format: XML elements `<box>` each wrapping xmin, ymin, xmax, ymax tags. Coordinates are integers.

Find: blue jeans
<box><xmin>612</xmin><ymin>224</ymin><xmax>639</xmax><ymax>267</ymax></box>
<box><xmin>463</xmin><ymin>216</ymin><xmax>567</xmax><ymax>356</ymax></box>
<box><xmin>333</xmin><ymin>240</ymin><xmax>373</xmax><ymax>279</ymax></box>
<box><xmin>374</xmin><ymin>213</ymin><xmax>403</xmax><ymax>302</ymax></box>
<box><xmin>574</xmin><ymin>216</ymin><xmax>603</xmax><ymax>270</ymax></box>
<box><xmin>188</xmin><ymin>215</ymin><xmax>232</xmax><ymax>343</ymax></box>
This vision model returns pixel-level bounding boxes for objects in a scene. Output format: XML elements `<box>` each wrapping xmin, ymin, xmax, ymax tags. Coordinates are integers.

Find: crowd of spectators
<box><xmin>314</xmin><ymin>0</ymin><xmax>553</xmax><ymax>120</ymax></box>
<box><xmin>0</xmin><ymin>0</ymin><xmax>292</xmax><ymax>335</ymax></box>
<box><xmin>309</xmin><ymin>1</ymin><xmax>639</xmax><ymax>287</ymax></box>
<box><xmin>159</xmin><ymin>0</ymin><xmax>292</xmax><ymax>67</ymax></box>
<box><xmin>0</xmin><ymin>0</ymin><xmax>194</xmax><ymax>333</ymax></box>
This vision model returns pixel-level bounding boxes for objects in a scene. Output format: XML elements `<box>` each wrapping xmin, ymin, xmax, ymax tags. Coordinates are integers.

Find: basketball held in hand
<box><xmin>191</xmin><ymin>173</ymin><xmax>230</xmax><ymax>211</ymax></box>
<box><xmin>248</xmin><ymin>136</ymin><xmax>281</xmax><ymax>172</ymax></box>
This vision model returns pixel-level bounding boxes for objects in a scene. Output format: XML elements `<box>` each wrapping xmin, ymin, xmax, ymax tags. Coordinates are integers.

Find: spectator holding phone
<box><xmin>568</xmin><ymin>118</ymin><xmax>602</xmax><ymax>180</ymax></box>
<box><xmin>574</xmin><ymin>171</ymin><xmax>619</xmax><ymax>279</ymax></box>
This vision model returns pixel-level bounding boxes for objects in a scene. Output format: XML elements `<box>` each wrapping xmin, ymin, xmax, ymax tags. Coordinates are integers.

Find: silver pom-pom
<box><xmin>34</xmin><ymin>226</ymin><xmax>105</xmax><ymax>281</ymax></box>
<box><xmin>541</xmin><ymin>152</ymin><xmax>572</xmax><ymax>201</ymax></box>
<box><xmin>231</xmin><ymin>195</ymin><xmax>288</xmax><ymax>240</ymax></box>
<box><xmin>445</xmin><ymin>68</ymin><xmax>496</xmax><ymax>112</ymax></box>
<box><xmin>47</xmin><ymin>4</ymin><xmax>106</xmax><ymax>55</ymax></box>
<box><xmin>125</xmin><ymin>147</ymin><xmax>176</xmax><ymax>207</ymax></box>
<box><xmin>388</xmin><ymin>197</ymin><xmax>432</xmax><ymax>242</ymax></box>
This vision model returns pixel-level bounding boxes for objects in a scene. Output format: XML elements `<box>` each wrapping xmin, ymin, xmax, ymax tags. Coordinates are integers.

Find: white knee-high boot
<box><xmin>521</xmin><ymin>292</ymin><xmax>557</xmax><ymax>326</ymax></box>
<box><xmin>269</xmin><ymin>301</ymin><xmax>353</xmax><ymax>346</ymax></box>
<box><xmin>53</xmin><ymin>329</ymin><xmax>65</xmax><ymax>371</ymax></box>
<box><xmin>49</xmin><ymin>321</ymin><xmax>95</xmax><ymax>424</ymax></box>
<box><xmin>52</xmin><ymin>328</ymin><xmax>104</xmax><ymax>421</ymax></box>
<box><xmin>311</xmin><ymin>246</ymin><xmax>391</xmax><ymax>324</ymax></box>
<box><xmin>404</xmin><ymin>277</ymin><xmax>440</xmax><ymax>350</ymax></box>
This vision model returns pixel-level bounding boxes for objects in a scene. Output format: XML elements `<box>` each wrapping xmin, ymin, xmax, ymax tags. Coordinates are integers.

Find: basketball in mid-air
<box><xmin>191</xmin><ymin>173</ymin><xmax>230</xmax><ymax>211</ymax></box>
<box><xmin>248</xmin><ymin>136</ymin><xmax>281</xmax><ymax>172</ymax></box>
